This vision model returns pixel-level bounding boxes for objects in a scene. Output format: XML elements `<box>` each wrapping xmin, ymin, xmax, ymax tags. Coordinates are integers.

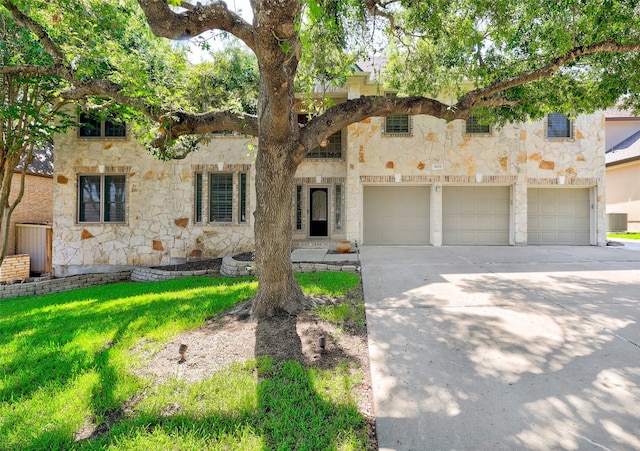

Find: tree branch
<box><xmin>136</xmin><ymin>0</ymin><xmax>255</xmax><ymax>51</ymax></box>
<box><xmin>459</xmin><ymin>40</ymin><xmax>640</xmax><ymax>109</ymax></box>
<box><xmin>1</xmin><ymin>0</ymin><xmax>70</xmax><ymax>69</ymax></box>
<box><xmin>299</xmin><ymin>95</ymin><xmax>451</xmax><ymax>158</ymax></box>
<box><xmin>152</xmin><ymin>110</ymin><xmax>258</xmax><ymax>147</ymax></box>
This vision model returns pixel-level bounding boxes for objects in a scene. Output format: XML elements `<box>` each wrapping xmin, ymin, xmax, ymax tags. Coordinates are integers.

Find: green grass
<box><xmin>607</xmin><ymin>232</ymin><xmax>640</xmax><ymax>240</ymax></box>
<box><xmin>0</xmin><ymin>272</ymin><xmax>369</xmax><ymax>450</ymax></box>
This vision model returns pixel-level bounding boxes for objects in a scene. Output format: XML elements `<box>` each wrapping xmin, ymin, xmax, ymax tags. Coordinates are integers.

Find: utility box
<box><xmin>16</xmin><ymin>224</ymin><xmax>52</xmax><ymax>275</ymax></box>
<box><xmin>606</xmin><ymin>213</ymin><xmax>628</xmax><ymax>233</ymax></box>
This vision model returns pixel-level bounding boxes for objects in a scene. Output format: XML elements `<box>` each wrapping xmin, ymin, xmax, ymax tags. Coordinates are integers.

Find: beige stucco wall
<box><xmin>606</xmin><ymin>161</ymin><xmax>640</xmax><ymax>232</ymax></box>
<box><xmin>53</xmin><ymin>131</ymin><xmax>257</xmax><ymax>276</ymax></box>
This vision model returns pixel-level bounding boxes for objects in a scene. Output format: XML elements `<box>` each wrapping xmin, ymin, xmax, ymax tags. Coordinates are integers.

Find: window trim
<box><xmin>77</xmin><ymin>174</ymin><xmax>127</xmax><ymax>224</ymax></box>
<box><xmin>546</xmin><ymin>113</ymin><xmax>574</xmax><ymax>140</ymax></box>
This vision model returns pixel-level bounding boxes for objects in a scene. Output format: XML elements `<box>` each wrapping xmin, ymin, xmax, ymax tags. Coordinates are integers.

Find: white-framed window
<box><xmin>194</xmin><ymin>171</ymin><xmax>248</xmax><ymax>224</ymax></box>
<box><xmin>546</xmin><ymin>113</ymin><xmax>573</xmax><ymax>139</ymax></box>
<box><xmin>465</xmin><ymin>115</ymin><xmax>491</xmax><ymax>135</ymax></box>
<box><xmin>79</xmin><ymin>113</ymin><xmax>126</xmax><ymax>138</ymax></box>
<box><xmin>78</xmin><ymin>174</ymin><xmax>126</xmax><ymax>223</ymax></box>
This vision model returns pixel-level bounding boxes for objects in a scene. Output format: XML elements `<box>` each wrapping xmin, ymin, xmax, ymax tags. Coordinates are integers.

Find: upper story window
<box><xmin>307</xmin><ymin>130</ymin><xmax>343</xmax><ymax>159</ymax></box>
<box><xmin>79</xmin><ymin>113</ymin><xmax>126</xmax><ymax>138</ymax></box>
<box><xmin>78</xmin><ymin>174</ymin><xmax>126</xmax><ymax>223</ymax></box>
<box><xmin>465</xmin><ymin>115</ymin><xmax>491</xmax><ymax>135</ymax></box>
<box><xmin>298</xmin><ymin>113</ymin><xmax>343</xmax><ymax>159</ymax></box>
<box><xmin>384</xmin><ymin>114</ymin><xmax>412</xmax><ymax>136</ymax></box>
<box><xmin>546</xmin><ymin>113</ymin><xmax>573</xmax><ymax>139</ymax></box>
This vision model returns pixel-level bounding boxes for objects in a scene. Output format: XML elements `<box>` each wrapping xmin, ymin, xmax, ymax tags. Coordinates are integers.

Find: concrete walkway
<box><xmin>291</xmin><ymin>248</ymin><xmax>359</xmax><ymax>263</ymax></box>
<box><xmin>360</xmin><ymin>246</ymin><xmax>640</xmax><ymax>450</ymax></box>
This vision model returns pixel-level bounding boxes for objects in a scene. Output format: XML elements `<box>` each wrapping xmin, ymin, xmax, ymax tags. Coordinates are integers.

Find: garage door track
<box><xmin>361</xmin><ymin>246</ymin><xmax>640</xmax><ymax>450</ymax></box>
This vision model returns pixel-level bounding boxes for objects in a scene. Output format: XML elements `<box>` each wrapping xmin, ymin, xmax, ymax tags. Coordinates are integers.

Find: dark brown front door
<box><xmin>309</xmin><ymin>187</ymin><xmax>328</xmax><ymax>237</ymax></box>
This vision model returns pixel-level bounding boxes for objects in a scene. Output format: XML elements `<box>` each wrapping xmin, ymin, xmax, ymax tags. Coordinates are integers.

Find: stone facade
<box><xmin>53</xmin><ymin>131</ymin><xmax>258</xmax><ymax>276</ymax></box>
<box><xmin>52</xmin><ymin>74</ymin><xmax>607</xmax><ymax>275</ymax></box>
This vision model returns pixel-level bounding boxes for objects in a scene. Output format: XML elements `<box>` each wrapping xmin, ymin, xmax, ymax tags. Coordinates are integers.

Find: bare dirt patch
<box><xmin>133</xmin><ymin>282</ymin><xmax>376</xmax><ymax>447</ymax></box>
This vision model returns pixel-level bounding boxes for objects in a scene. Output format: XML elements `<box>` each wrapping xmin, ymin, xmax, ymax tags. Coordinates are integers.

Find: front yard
<box><xmin>0</xmin><ymin>273</ymin><xmax>374</xmax><ymax>450</ymax></box>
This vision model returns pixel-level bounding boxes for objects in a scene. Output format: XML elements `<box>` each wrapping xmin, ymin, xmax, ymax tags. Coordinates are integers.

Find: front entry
<box><xmin>309</xmin><ymin>187</ymin><xmax>328</xmax><ymax>237</ymax></box>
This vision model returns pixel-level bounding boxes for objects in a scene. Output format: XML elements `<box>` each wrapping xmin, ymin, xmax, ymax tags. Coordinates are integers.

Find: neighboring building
<box><xmin>605</xmin><ymin>109</ymin><xmax>640</xmax><ymax>232</ymax></box>
<box><xmin>7</xmin><ymin>145</ymin><xmax>54</xmax><ymax>255</ymax></box>
<box><xmin>52</xmin><ymin>73</ymin><xmax>607</xmax><ymax>276</ymax></box>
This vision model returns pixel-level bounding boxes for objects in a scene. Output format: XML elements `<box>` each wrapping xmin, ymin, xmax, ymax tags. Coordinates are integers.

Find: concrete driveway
<box><xmin>360</xmin><ymin>246</ymin><xmax>640</xmax><ymax>450</ymax></box>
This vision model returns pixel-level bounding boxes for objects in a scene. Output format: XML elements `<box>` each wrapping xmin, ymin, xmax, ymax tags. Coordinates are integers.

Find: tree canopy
<box><xmin>2</xmin><ymin>0</ymin><xmax>640</xmax><ymax>316</ymax></box>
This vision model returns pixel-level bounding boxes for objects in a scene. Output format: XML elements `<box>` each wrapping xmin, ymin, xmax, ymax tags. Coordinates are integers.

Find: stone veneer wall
<box><xmin>53</xmin><ymin>131</ymin><xmax>258</xmax><ymax>277</ymax></box>
<box><xmin>0</xmin><ymin>254</ymin><xmax>30</xmax><ymax>283</ymax></box>
<box><xmin>344</xmin><ymin>112</ymin><xmax>607</xmax><ymax>246</ymax></box>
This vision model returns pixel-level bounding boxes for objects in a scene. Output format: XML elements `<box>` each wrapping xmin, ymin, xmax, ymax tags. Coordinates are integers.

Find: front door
<box><xmin>309</xmin><ymin>187</ymin><xmax>328</xmax><ymax>237</ymax></box>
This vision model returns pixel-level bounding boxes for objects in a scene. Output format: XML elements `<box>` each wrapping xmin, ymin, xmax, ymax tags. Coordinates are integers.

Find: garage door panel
<box><xmin>528</xmin><ymin>188</ymin><xmax>590</xmax><ymax>245</ymax></box>
<box><xmin>443</xmin><ymin>186</ymin><xmax>510</xmax><ymax>245</ymax></box>
<box><xmin>363</xmin><ymin>186</ymin><xmax>430</xmax><ymax>245</ymax></box>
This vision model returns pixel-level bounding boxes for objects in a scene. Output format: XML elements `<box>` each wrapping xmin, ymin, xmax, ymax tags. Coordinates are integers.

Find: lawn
<box><xmin>0</xmin><ymin>272</ymin><xmax>371</xmax><ymax>450</ymax></box>
<box><xmin>607</xmin><ymin>232</ymin><xmax>640</xmax><ymax>240</ymax></box>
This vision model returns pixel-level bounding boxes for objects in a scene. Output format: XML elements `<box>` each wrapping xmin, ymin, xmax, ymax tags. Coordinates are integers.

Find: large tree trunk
<box><xmin>251</xmin><ymin>142</ymin><xmax>305</xmax><ymax>317</ymax></box>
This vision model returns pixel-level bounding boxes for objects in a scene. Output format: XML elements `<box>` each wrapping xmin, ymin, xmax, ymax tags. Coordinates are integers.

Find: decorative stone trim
<box><xmin>131</xmin><ymin>267</ymin><xmax>218</xmax><ymax>282</ymax></box>
<box><xmin>360</xmin><ymin>175</ymin><xmax>517</xmax><ymax>184</ymax></box>
<box><xmin>294</xmin><ymin>176</ymin><xmax>346</xmax><ymax>184</ymax></box>
<box><xmin>74</xmin><ymin>166</ymin><xmax>131</xmax><ymax>174</ymax></box>
<box><xmin>192</xmin><ymin>163</ymin><xmax>252</xmax><ymax>172</ymax></box>
<box><xmin>0</xmin><ymin>271</ymin><xmax>131</xmax><ymax>301</ymax></box>
<box><xmin>527</xmin><ymin>177</ymin><xmax>599</xmax><ymax>185</ymax></box>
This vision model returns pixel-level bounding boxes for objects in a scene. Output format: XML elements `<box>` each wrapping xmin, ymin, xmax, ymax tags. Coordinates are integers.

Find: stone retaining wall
<box><xmin>1</xmin><ymin>260</ymin><xmax>360</xmax><ymax>301</ymax></box>
<box><xmin>131</xmin><ymin>267</ymin><xmax>219</xmax><ymax>282</ymax></box>
<box><xmin>221</xmin><ymin>256</ymin><xmax>359</xmax><ymax>277</ymax></box>
<box><xmin>0</xmin><ymin>271</ymin><xmax>131</xmax><ymax>301</ymax></box>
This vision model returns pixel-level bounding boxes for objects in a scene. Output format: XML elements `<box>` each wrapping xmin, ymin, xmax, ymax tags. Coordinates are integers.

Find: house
<box><xmin>6</xmin><ymin>145</ymin><xmax>54</xmax><ymax>275</ymax></box>
<box><xmin>605</xmin><ymin>109</ymin><xmax>640</xmax><ymax>232</ymax></box>
<box><xmin>51</xmin><ymin>72</ymin><xmax>606</xmax><ymax>277</ymax></box>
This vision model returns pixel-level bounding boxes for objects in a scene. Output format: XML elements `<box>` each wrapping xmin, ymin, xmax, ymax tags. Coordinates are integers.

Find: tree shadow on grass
<box><xmin>66</xmin><ymin>314</ymin><xmax>370</xmax><ymax>450</ymax></box>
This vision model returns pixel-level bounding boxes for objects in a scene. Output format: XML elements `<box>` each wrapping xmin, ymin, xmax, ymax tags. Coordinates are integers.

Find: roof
<box><xmin>15</xmin><ymin>143</ymin><xmax>54</xmax><ymax>177</ymax></box>
<box><xmin>606</xmin><ymin>129</ymin><xmax>640</xmax><ymax>166</ymax></box>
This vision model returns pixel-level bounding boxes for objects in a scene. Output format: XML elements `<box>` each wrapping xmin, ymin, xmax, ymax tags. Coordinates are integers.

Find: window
<box><xmin>384</xmin><ymin>114</ymin><xmax>411</xmax><ymax>135</ymax></box>
<box><xmin>465</xmin><ymin>116</ymin><xmax>491</xmax><ymax>135</ymax></box>
<box><xmin>307</xmin><ymin>130</ymin><xmax>343</xmax><ymax>158</ymax></box>
<box><xmin>195</xmin><ymin>171</ymin><xmax>248</xmax><ymax>224</ymax></box>
<box><xmin>239</xmin><ymin>173</ymin><xmax>247</xmax><ymax>223</ymax></box>
<box><xmin>546</xmin><ymin>113</ymin><xmax>573</xmax><ymax>139</ymax></box>
<box><xmin>295</xmin><ymin>185</ymin><xmax>303</xmax><ymax>231</ymax></box>
<box><xmin>79</xmin><ymin>113</ymin><xmax>126</xmax><ymax>138</ymax></box>
<box><xmin>209</xmin><ymin>173</ymin><xmax>233</xmax><ymax>222</ymax></box>
<box><xmin>194</xmin><ymin>173</ymin><xmax>203</xmax><ymax>223</ymax></box>
<box><xmin>78</xmin><ymin>174</ymin><xmax>126</xmax><ymax>223</ymax></box>
<box><xmin>335</xmin><ymin>184</ymin><xmax>343</xmax><ymax>231</ymax></box>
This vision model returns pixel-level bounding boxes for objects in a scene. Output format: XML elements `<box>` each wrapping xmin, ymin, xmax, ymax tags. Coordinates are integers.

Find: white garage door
<box><xmin>363</xmin><ymin>186</ymin><xmax>430</xmax><ymax>245</ymax></box>
<box><xmin>528</xmin><ymin>188</ymin><xmax>591</xmax><ymax>245</ymax></box>
<box><xmin>443</xmin><ymin>186</ymin><xmax>511</xmax><ymax>245</ymax></box>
